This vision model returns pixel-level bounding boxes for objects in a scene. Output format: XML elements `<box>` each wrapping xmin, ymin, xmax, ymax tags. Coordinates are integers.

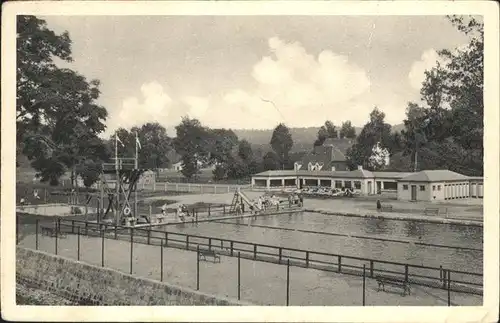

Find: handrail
<box><xmin>61</xmin><ymin>219</ymin><xmax>483</xmax><ymax>278</ymax></box>
<box><xmin>59</xmin><ymin>221</ymin><xmax>481</xmax><ymax>293</ymax></box>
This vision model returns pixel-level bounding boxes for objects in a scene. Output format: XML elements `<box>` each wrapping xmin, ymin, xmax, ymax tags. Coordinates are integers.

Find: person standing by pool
<box><xmin>161</xmin><ymin>204</ymin><xmax>168</xmax><ymax>216</ymax></box>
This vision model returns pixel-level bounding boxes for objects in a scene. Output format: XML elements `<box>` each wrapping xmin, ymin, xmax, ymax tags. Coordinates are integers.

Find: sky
<box><xmin>40</xmin><ymin>15</ymin><xmax>471</xmax><ymax>137</ymax></box>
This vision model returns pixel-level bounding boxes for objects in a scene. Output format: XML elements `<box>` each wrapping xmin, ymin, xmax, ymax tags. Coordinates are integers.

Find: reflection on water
<box><xmin>157</xmin><ymin>212</ymin><xmax>482</xmax><ymax>273</ymax></box>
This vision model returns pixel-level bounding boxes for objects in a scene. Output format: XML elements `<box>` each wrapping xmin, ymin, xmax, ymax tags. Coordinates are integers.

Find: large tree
<box><xmin>18</xmin><ymin>16</ymin><xmax>108</xmax><ymax>185</ymax></box>
<box><xmin>346</xmin><ymin>107</ymin><xmax>392</xmax><ymax>170</ymax></box>
<box><xmin>314</xmin><ymin>120</ymin><xmax>338</xmax><ymax>146</ymax></box>
<box><xmin>173</xmin><ymin>117</ymin><xmax>210</xmax><ymax>179</ymax></box>
<box><xmin>401</xmin><ymin>15</ymin><xmax>484</xmax><ymax>175</ymax></box>
<box><xmin>133</xmin><ymin>123</ymin><xmax>172</xmax><ymax>172</ymax></box>
<box><xmin>270</xmin><ymin>123</ymin><xmax>293</xmax><ymax>169</ymax></box>
<box><xmin>339</xmin><ymin>121</ymin><xmax>357</xmax><ymax>139</ymax></box>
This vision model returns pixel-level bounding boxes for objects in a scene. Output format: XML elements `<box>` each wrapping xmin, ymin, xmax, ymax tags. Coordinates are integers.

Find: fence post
<box><xmin>305</xmin><ymin>251</ymin><xmax>309</xmax><ymax>268</ymax></box>
<box><xmin>223</xmin><ymin>205</ymin><xmax>226</xmax><ymax>215</ymax></box>
<box><xmin>237</xmin><ymin>251</ymin><xmax>241</xmax><ymax>300</ymax></box>
<box><xmin>186</xmin><ymin>235</ymin><xmax>189</xmax><ymax>250</ymax></box>
<box><xmin>370</xmin><ymin>260</ymin><xmax>374</xmax><ymax>278</ymax></box>
<box><xmin>253</xmin><ymin>244</ymin><xmax>257</xmax><ymax>260</ymax></box>
<box><xmin>160</xmin><ymin>240</ymin><xmax>164</xmax><ymax>282</ymax></box>
<box><xmin>147</xmin><ymin>227</ymin><xmax>151</xmax><ymax>245</ymax></box>
<box><xmin>338</xmin><ymin>256</ymin><xmax>342</xmax><ymax>273</ymax></box>
<box><xmin>77</xmin><ymin>226</ymin><xmax>81</xmax><ymax>261</ymax></box>
<box><xmin>209</xmin><ymin>238</ymin><xmax>212</xmax><ymax>251</ymax></box>
<box><xmin>447</xmin><ymin>271</ymin><xmax>451</xmax><ymax>306</ymax></box>
<box><xmin>286</xmin><ymin>259</ymin><xmax>290</xmax><ymax>306</ymax></box>
<box><xmin>279</xmin><ymin>248</ymin><xmax>282</xmax><ymax>263</ymax></box>
<box><xmin>35</xmin><ymin>219</ymin><xmax>39</xmax><ymax>250</ymax></box>
<box><xmin>130</xmin><ymin>229</ymin><xmax>134</xmax><ymax>275</ymax></box>
<box><xmin>114</xmin><ymin>225</ymin><xmax>118</xmax><ymax>239</ymax></box>
<box><xmin>196</xmin><ymin>244</ymin><xmax>200</xmax><ymax>290</ymax></box>
<box><xmin>55</xmin><ymin>219</ymin><xmax>58</xmax><ymax>255</ymax></box>
<box><xmin>404</xmin><ymin>264</ymin><xmax>409</xmax><ymax>283</ymax></box>
<box><xmin>149</xmin><ymin>205</ymin><xmax>152</xmax><ymax>220</ymax></box>
<box><xmin>214</xmin><ymin>185</ymin><xmax>217</xmax><ymax>194</ymax></box>
<box><xmin>71</xmin><ymin>220</ymin><xmax>75</xmax><ymax>234</ymax></box>
<box><xmin>85</xmin><ymin>222</ymin><xmax>88</xmax><ymax>235</ymax></box>
<box><xmin>101</xmin><ymin>225</ymin><xmax>105</xmax><ymax>267</ymax></box>
<box><xmin>230</xmin><ymin>241</ymin><xmax>234</xmax><ymax>256</ymax></box>
<box><xmin>363</xmin><ymin>264</ymin><xmax>366</xmax><ymax>306</ymax></box>
<box><xmin>208</xmin><ymin>205</ymin><xmax>211</xmax><ymax>217</ymax></box>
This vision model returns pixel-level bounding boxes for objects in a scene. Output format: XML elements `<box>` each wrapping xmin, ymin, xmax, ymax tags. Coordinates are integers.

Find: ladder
<box><xmin>229</xmin><ymin>190</ymin><xmax>240</xmax><ymax>213</ymax></box>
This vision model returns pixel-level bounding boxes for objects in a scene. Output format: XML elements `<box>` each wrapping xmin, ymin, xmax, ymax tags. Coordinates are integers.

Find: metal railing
<box><xmin>40</xmin><ymin>219</ymin><xmax>483</xmax><ymax>298</ymax></box>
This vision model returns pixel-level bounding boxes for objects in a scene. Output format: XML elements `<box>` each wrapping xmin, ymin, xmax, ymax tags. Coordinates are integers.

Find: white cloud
<box><xmin>182</xmin><ymin>96</ymin><xmax>210</xmax><ymax>119</ymax></box>
<box><xmin>408</xmin><ymin>49</ymin><xmax>443</xmax><ymax>90</ymax></box>
<box><xmin>204</xmin><ymin>37</ymin><xmax>372</xmax><ymax>129</ymax></box>
<box><xmin>108</xmin><ymin>37</ymin><xmax>374</xmax><ymax>133</ymax></box>
<box><xmin>105</xmin><ymin>81</ymin><xmax>173</xmax><ymax>136</ymax></box>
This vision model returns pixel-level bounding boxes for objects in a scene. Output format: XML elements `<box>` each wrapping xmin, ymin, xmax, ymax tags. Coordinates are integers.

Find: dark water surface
<box><xmin>154</xmin><ymin>212</ymin><xmax>483</xmax><ymax>274</ymax></box>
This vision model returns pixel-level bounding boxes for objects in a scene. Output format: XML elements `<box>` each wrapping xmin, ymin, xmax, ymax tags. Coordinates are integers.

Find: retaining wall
<box><xmin>16</xmin><ymin>247</ymin><xmax>248</xmax><ymax>305</ymax></box>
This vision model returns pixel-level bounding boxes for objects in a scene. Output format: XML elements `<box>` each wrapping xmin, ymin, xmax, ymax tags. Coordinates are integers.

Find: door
<box><xmin>376</xmin><ymin>181</ymin><xmax>381</xmax><ymax>194</ymax></box>
<box><xmin>411</xmin><ymin>185</ymin><xmax>417</xmax><ymax>201</ymax></box>
<box><xmin>367</xmin><ymin>181</ymin><xmax>372</xmax><ymax>195</ymax></box>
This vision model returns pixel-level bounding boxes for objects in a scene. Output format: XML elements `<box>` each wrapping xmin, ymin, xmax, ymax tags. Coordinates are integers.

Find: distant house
<box><xmin>294</xmin><ymin>137</ymin><xmax>354</xmax><ymax>171</ymax></box>
<box><xmin>171</xmin><ymin>161</ymin><xmax>183</xmax><ymax>171</ymax></box>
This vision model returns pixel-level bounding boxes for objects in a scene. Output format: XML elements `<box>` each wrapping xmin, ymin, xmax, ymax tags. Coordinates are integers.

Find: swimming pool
<box><xmin>156</xmin><ymin>211</ymin><xmax>483</xmax><ymax>274</ymax></box>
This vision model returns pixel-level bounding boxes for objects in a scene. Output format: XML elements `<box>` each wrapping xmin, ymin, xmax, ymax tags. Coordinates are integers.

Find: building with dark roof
<box><xmin>294</xmin><ymin>138</ymin><xmax>354</xmax><ymax>172</ymax></box>
<box><xmin>251</xmin><ymin>168</ymin><xmax>483</xmax><ymax>201</ymax></box>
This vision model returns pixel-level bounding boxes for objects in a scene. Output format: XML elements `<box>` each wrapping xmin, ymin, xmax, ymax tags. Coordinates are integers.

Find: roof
<box><xmin>401</xmin><ymin>170</ymin><xmax>471</xmax><ymax>182</ymax></box>
<box><xmin>322</xmin><ymin>138</ymin><xmax>355</xmax><ymax>154</ymax></box>
<box><xmin>253</xmin><ymin>169</ymin><xmax>374</xmax><ymax>179</ymax></box>
<box><xmin>372</xmin><ymin>171</ymin><xmax>413</xmax><ymax>179</ymax></box>
<box><xmin>298</xmin><ymin>146</ymin><xmax>346</xmax><ymax>167</ymax></box>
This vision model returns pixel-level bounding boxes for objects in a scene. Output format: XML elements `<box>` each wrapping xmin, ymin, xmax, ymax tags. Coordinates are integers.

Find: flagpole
<box><xmin>115</xmin><ymin>133</ymin><xmax>119</xmax><ymax>226</ymax></box>
<box><xmin>135</xmin><ymin>131</ymin><xmax>138</xmax><ymax>221</ymax></box>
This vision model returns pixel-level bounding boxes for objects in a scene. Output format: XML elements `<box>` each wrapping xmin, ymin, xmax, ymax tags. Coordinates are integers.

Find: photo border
<box><xmin>2</xmin><ymin>1</ymin><xmax>499</xmax><ymax>322</ymax></box>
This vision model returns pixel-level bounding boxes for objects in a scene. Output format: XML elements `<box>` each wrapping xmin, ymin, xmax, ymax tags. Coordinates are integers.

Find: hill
<box><xmin>233</xmin><ymin>123</ymin><xmax>404</xmax><ymax>153</ymax></box>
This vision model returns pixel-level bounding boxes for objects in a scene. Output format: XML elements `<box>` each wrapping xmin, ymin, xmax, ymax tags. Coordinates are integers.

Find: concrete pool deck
<box><xmin>17</xmin><ymin>233</ymin><xmax>482</xmax><ymax>306</ymax></box>
<box><xmin>144</xmin><ymin>192</ymin><xmax>483</xmax><ymax>226</ymax></box>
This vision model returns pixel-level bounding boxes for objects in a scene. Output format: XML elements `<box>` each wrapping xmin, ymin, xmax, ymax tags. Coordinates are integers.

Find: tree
<box><xmin>207</xmin><ymin>128</ymin><xmax>239</xmax><ymax>165</ymax></box>
<box><xmin>173</xmin><ymin>117</ymin><xmax>210</xmax><ymax>179</ymax></box>
<box><xmin>132</xmin><ymin>123</ymin><xmax>172</xmax><ymax>173</ymax></box>
<box><xmin>270</xmin><ymin>123</ymin><xmax>293</xmax><ymax>169</ymax></box>
<box><xmin>75</xmin><ymin>159</ymin><xmax>102</xmax><ymax>188</ymax></box>
<box><xmin>262</xmin><ymin>151</ymin><xmax>280</xmax><ymax>171</ymax></box>
<box><xmin>17</xmin><ymin>16</ymin><xmax>108</xmax><ymax>185</ymax></box>
<box><xmin>238</xmin><ymin>139</ymin><xmax>253</xmax><ymax>162</ymax></box>
<box><xmin>339</xmin><ymin>121</ymin><xmax>356</xmax><ymax>139</ymax></box>
<box><xmin>346</xmin><ymin>107</ymin><xmax>392</xmax><ymax>170</ymax></box>
<box><xmin>401</xmin><ymin>16</ymin><xmax>484</xmax><ymax>175</ymax></box>
<box><xmin>314</xmin><ymin>121</ymin><xmax>338</xmax><ymax>146</ymax></box>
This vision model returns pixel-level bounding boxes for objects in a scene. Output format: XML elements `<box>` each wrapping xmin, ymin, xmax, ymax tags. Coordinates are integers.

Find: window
<box><xmin>335</xmin><ymin>180</ymin><xmax>343</xmax><ymax>188</ymax></box>
<box><xmin>344</xmin><ymin>181</ymin><xmax>352</xmax><ymax>189</ymax></box>
<box><xmin>354</xmin><ymin>181</ymin><xmax>361</xmax><ymax>189</ymax></box>
<box><xmin>432</xmin><ymin>185</ymin><xmax>436</xmax><ymax>191</ymax></box>
<box><xmin>403</xmin><ymin>185</ymin><xmax>408</xmax><ymax>190</ymax></box>
<box><xmin>438</xmin><ymin>185</ymin><xmax>441</xmax><ymax>191</ymax></box>
<box><xmin>420</xmin><ymin>185</ymin><xmax>425</xmax><ymax>191</ymax></box>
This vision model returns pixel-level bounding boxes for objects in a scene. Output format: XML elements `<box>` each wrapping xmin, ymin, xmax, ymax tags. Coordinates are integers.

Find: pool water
<box><xmin>156</xmin><ymin>212</ymin><xmax>483</xmax><ymax>274</ymax></box>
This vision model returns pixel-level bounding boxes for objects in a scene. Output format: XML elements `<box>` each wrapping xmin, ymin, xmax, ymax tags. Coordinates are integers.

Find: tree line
<box><xmin>16</xmin><ymin>15</ymin><xmax>483</xmax><ymax>188</ymax></box>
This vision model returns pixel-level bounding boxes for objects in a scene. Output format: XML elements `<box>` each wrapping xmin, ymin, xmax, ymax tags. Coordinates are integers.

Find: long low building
<box><xmin>251</xmin><ymin>168</ymin><xmax>483</xmax><ymax>201</ymax></box>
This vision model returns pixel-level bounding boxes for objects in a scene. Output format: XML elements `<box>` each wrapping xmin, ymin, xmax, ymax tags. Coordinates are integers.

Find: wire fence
<box><xmin>17</xmin><ymin>218</ymin><xmax>483</xmax><ymax>305</ymax></box>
